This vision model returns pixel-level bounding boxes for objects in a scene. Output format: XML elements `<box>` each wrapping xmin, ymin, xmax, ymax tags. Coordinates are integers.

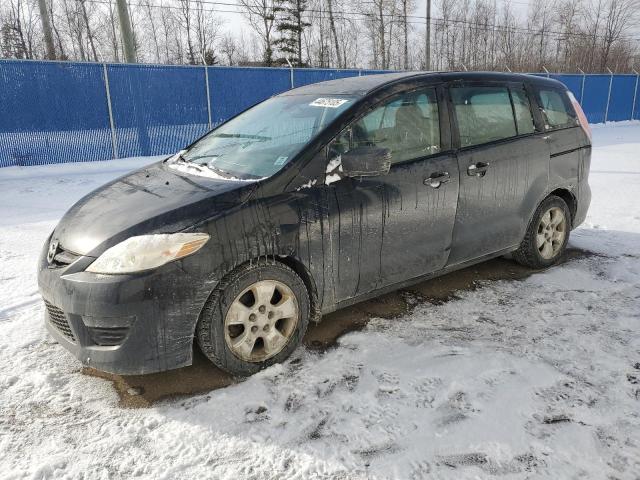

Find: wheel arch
<box><xmin>272</xmin><ymin>255</ymin><xmax>322</xmax><ymax>323</ymax></box>
<box><xmin>200</xmin><ymin>255</ymin><xmax>322</xmax><ymax>327</ymax></box>
<box><xmin>548</xmin><ymin>188</ymin><xmax>577</xmax><ymax>227</ymax></box>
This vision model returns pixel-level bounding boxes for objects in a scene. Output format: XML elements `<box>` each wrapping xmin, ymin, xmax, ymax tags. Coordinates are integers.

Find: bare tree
<box><xmin>239</xmin><ymin>0</ymin><xmax>276</xmax><ymax>65</ymax></box>
<box><xmin>105</xmin><ymin>0</ymin><xmax>120</xmax><ymax>61</ymax></box>
<box><xmin>178</xmin><ymin>0</ymin><xmax>196</xmax><ymax>63</ymax></box>
<box><xmin>220</xmin><ymin>32</ymin><xmax>239</xmax><ymax>64</ymax></box>
<box><xmin>193</xmin><ymin>0</ymin><xmax>223</xmax><ymax>64</ymax></box>
<box><xmin>78</xmin><ymin>0</ymin><xmax>99</xmax><ymax>60</ymax></box>
<box><xmin>326</xmin><ymin>0</ymin><xmax>342</xmax><ymax>67</ymax></box>
<box><xmin>599</xmin><ymin>0</ymin><xmax>639</xmax><ymax>70</ymax></box>
<box><xmin>1</xmin><ymin>0</ymin><xmax>638</xmax><ymax>72</ymax></box>
<box><xmin>142</xmin><ymin>0</ymin><xmax>161</xmax><ymax>62</ymax></box>
<box><xmin>1</xmin><ymin>0</ymin><xmax>30</xmax><ymax>58</ymax></box>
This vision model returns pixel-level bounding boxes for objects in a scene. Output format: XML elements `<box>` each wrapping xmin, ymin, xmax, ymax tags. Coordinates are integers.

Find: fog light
<box><xmin>86</xmin><ymin>326</ymin><xmax>130</xmax><ymax>346</ymax></box>
<box><xmin>82</xmin><ymin>315</ymin><xmax>135</xmax><ymax>346</ymax></box>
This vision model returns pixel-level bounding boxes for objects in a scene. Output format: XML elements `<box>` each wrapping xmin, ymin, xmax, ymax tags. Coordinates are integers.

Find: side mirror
<box><xmin>341</xmin><ymin>146</ymin><xmax>391</xmax><ymax>177</ymax></box>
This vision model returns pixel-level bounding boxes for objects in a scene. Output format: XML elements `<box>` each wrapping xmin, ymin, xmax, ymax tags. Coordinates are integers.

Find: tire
<box><xmin>513</xmin><ymin>195</ymin><xmax>571</xmax><ymax>269</ymax></box>
<box><xmin>196</xmin><ymin>260</ymin><xmax>310</xmax><ymax>376</ymax></box>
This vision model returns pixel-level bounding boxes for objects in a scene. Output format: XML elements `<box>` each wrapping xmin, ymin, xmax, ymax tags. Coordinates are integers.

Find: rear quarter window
<box><xmin>511</xmin><ymin>88</ymin><xmax>535</xmax><ymax>135</ymax></box>
<box><xmin>536</xmin><ymin>88</ymin><xmax>578</xmax><ymax>130</ymax></box>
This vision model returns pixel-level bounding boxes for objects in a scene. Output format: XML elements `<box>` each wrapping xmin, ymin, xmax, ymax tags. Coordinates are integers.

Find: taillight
<box><xmin>567</xmin><ymin>91</ymin><xmax>591</xmax><ymax>141</ymax></box>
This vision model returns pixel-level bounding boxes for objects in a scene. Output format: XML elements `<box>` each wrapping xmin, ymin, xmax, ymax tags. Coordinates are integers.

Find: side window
<box><xmin>329</xmin><ymin>87</ymin><xmax>441</xmax><ymax>165</ymax></box>
<box><xmin>537</xmin><ymin>89</ymin><xmax>577</xmax><ymax>130</ymax></box>
<box><xmin>510</xmin><ymin>88</ymin><xmax>535</xmax><ymax>135</ymax></box>
<box><xmin>451</xmin><ymin>86</ymin><xmax>516</xmax><ymax>148</ymax></box>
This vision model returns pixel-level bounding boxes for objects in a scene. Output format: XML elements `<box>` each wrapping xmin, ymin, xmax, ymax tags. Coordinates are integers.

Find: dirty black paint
<box><xmin>37</xmin><ymin>72</ymin><xmax>591</xmax><ymax>375</ymax></box>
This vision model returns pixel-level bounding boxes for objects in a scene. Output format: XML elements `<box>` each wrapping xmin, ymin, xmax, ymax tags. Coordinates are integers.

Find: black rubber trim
<box><xmin>550</xmin><ymin>145</ymin><xmax>590</xmax><ymax>158</ymax></box>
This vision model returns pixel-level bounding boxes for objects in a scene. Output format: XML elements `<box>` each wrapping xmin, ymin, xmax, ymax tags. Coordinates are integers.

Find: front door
<box><xmin>325</xmin><ymin>86</ymin><xmax>460</xmax><ymax>303</ymax></box>
<box><xmin>447</xmin><ymin>83</ymin><xmax>549</xmax><ymax>265</ymax></box>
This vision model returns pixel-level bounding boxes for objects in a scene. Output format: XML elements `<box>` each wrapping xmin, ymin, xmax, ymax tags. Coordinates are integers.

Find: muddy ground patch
<box><xmin>84</xmin><ymin>248</ymin><xmax>591</xmax><ymax>407</ymax></box>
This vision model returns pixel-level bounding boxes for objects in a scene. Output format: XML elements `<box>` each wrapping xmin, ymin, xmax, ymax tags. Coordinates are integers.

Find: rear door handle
<box><xmin>424</xmin><ymin>171</ymin><xmax>450</xmax><ymax>188</ymax></box>
<box><xmin>467</xmin><ymin>162</ymin><xmax>490</xmax><ymax>177</ymax></box>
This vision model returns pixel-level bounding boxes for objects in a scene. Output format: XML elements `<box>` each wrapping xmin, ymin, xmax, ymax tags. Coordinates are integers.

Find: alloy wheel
<box><xmin>536</xmin><ymin>206</ymin><xmax>567</xmax><ymax>260</ymax></box>
<box><xmin>224</xmin><ymin>280</ymin><xmax>299</xmax><ymax>362</ymax></box>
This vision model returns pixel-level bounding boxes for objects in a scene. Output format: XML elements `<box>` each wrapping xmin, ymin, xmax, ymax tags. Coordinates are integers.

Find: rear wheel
<box><xmin>513</xmin><ymin>195</ymin><xmax>571</xmax><ymax>269</ymax></box>
<box><xmin>196</xmin><ymin>261</ymin><xmax>310</xmax><ymax>376</ymax></box>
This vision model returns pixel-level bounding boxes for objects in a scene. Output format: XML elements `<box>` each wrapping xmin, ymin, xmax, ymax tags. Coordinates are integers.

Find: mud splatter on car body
<box><xmin>37</xmin><ymin>72</ymin><xmax>591</xmax><ymax>375</ymax></box>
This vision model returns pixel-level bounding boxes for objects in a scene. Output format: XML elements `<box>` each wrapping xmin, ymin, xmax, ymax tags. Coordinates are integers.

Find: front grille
<box><xmin>44</xmin><ymin>301</ymin><xmax>75</xmax><ymax>342</ymax></box>
<box><xmin>50</xmin><ymin>247</ymin><xmax>80</xmax><ymax>268</ymax></box>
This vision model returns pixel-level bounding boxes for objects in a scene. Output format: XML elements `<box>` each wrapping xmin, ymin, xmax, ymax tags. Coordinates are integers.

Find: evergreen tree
<box><xmin>1</xmin><ymin>21</ymin><xmax>28</xmax><ymax>59</ymax></box>
<box><xmin>273</xmin><ymin>0</ymin><xmax>311</xmax><ymax>66</ymax></box>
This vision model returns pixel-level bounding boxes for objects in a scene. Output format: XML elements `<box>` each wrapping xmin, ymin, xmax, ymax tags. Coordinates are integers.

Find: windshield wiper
<box><xmin>214</xmin><ymin>133</ymin><xmax>271</xmax><ymax>141</ymax></box>
<box><xmin>174</xmin><ymin>153</ymin><xmax>232</xmax><ymax>178</ymax></box>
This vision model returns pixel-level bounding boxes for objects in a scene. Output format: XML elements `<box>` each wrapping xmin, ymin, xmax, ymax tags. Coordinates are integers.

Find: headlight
<box><xmin>86</xmin><ymin>233</ymin><xmax>210</xmax><ymax>274</ymax></box>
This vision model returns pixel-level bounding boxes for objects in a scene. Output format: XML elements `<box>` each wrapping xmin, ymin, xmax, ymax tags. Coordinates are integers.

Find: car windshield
<box><xmin>171</xmin><ymin>94</ymin><xmax>356</xmax><ymax>180</ymax></box>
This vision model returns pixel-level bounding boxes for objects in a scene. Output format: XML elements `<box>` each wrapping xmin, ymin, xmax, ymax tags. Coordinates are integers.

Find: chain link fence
<box><xmin>1</xmin><ymin>59</ymin><xmax>638</xmax><ymax>168</ymax></box>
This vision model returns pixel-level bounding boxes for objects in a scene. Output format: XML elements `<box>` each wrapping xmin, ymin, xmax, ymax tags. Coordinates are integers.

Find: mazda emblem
<box><xmin>47</xmin><ymin>239</ymin><xmax>59</xmax><ymax>264</ymax></box>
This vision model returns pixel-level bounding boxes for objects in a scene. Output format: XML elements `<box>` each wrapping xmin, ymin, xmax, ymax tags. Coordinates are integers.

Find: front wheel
<box><xmin>513</xmin><ymin>195</ymin><xmax>571</xmax><ymax>269</ymax></box>
<box><xmin>196</xmin><ymin>261</ymin><xmax>310</xmax><ymax>376</ymax></box>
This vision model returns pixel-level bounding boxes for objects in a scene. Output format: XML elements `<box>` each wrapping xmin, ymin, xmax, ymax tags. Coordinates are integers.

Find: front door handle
<box><xmin>467</xmin><ymin>162</ymin><xmax>490</xmax><ymax>177</ymax></box>
<box><xmin>424</xmin><ymin>171</ymin><xmax>450</xmax><ymax>188</ymax></box>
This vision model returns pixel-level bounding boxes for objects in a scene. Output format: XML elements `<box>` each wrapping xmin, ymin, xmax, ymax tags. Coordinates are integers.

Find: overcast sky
<box><xmin>212</xmin><ymin>0</ymin><xmax>539</xmax><ymax>43</ymax></box>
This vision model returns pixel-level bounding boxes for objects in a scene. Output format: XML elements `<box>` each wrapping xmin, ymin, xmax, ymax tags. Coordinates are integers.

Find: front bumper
<box><xmin>37</xmin><ymin>243</ymin><xmax>215</xmax><ymax>375</ymax></box>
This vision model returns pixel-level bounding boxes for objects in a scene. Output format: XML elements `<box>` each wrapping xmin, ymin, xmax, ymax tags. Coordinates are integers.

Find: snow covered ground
<box><xmin>1</xmin><ymin>123</ymin><xmax>639</xmax><ymax>479</ymax></box>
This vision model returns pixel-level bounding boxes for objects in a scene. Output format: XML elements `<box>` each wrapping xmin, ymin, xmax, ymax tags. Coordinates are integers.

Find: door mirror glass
<box><xmin>341</xmin><ymin>146</ymin><xmax>391</xmax><ymax>177</ymax></box>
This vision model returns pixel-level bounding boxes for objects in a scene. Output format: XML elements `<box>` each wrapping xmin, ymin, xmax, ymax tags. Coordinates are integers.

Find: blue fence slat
<box><xmin>635</xmin><ymin>76</ymin><xmax>640</xmax><ymax>120</ymax></box>
<box><xmin>0</xmin><ymin>60</ymin><xmax>112</xmax><ymax>167</ymax></box>
<box><xmin>580</xmin><ymin>75</ymin><xmax>610</xmax><ymax>124</ymax></box>
<box><xmin>550</xmin><ymin>74</ymin><xmax>582</xmax><ymax>101</ymax></box>
<box><xmin>106</xmin><ymin>64</ymin><xmax>209</xmax><ymax>158</ymax></box>
<box><xmin>208</xmin><ymin>67</ymin><xmax>290</xmax><ymax>125</ymax></box>
<box><xmin>361</xmin><ymin>69</ymin><xmax>393</xmax><ymax>76</ymax></box>
<box><xmin>292</xmin><ymin>68</ymin><xmax>361</xmax><ymax>87</ymax></box>
<box><xmin>607</xmin><ymin>75</ymin><xmax>636</xmax><ymax>122</ymax></box>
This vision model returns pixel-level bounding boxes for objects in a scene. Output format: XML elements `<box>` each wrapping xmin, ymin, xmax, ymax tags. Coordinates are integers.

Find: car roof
<box><xmin>279</xmin><ymin>71</ymin><xmax>566</xmax><ymax>97</ymax></box>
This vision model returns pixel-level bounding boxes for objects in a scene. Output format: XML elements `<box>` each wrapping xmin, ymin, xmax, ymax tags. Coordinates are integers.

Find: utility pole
<box><xmin>37</xmin><ymin>0</ymin><xmax>56</xmax><ymax>59</ymax></box>
<box><xmin>116</xmin><ymin>0</ymin><xmax>137</xmax><ymax>63</ymax></box>
<box><xmin>425</xmin><ymin>0</ymin><xmax>431</xmax><ymax>71</ymax></box>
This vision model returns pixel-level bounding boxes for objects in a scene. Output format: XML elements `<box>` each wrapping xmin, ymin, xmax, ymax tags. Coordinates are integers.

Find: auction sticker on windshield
<box><xmin>309</xmin><ymin>98</ymin><xmax>349</xmax><ymax>108</ymax></box>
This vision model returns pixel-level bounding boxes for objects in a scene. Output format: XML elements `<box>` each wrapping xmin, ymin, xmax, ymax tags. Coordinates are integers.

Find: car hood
<box><xmin>53</xmin><ymin>161</ymin><xmax>258</xmax><ymax>256</ymax></box>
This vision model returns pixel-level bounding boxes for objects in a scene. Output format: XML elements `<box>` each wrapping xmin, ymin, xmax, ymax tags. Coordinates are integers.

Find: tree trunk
<box><xmin>145</xmin><ymin>1</ymin><xmax>161</xmax><ymax>62</ymax></box>
<box><xmin>116</xmin><ymin>0</ymin><xmax>137</xmax><ymax>62</ymax></box>
<box><xmin>378</xmin><ymin>1</ymin><xmax>386</xmax><ymax>69</ymax></box>
<box><xmin>79</xmin><ymin>0</ymin><xmax>99</xmax><ymax>61</ymax></box>
<box><xmin>37</xmin><ymin>0</ymin><xmax>56</xmax><ymax>59</ymax></box>
<box><xmin>297</xmin><ymin>0</ymin><xmax>303</xmax><ymax>65</ymax></box>
<box><xmin>403</xmin><ymin>0</ymin><xmax>408</xmax><ymax>69</ymax></box>
<box><xmin>327</xmin><ymin>0</ymin><xmax>342</xmax><ymax>68</ymax></box>
<box><xmin>263</xmin><ymin>15</ymin><xmax>273</xmax><ymax>66</ymax></box>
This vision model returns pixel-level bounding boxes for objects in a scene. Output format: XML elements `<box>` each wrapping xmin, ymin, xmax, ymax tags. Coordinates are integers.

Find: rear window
<box><xmin>537</xmin><ymin>89</ymin><xmax>577</xmax><ymax>130</ymax></box>
<box><xmin>451</xmin><ymin>86</ymin><xmax>516</xmax><ymax>148</ymax></box>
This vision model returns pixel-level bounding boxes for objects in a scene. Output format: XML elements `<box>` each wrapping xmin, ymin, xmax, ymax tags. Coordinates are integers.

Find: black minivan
<box><xmin>38</xmin><ymin>72</ymin><xmax>591</xmax><ymax>376</ymax></box>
